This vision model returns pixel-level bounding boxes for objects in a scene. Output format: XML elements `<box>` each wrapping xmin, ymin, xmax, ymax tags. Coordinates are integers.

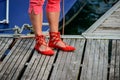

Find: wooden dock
<box><xmin>0</xmin><ymin>37</ymin><xmax>119</xmax><ymax>80</ymax></box>
<box><xmin>0</xmin><ymin>1</ymin><xmax>120</xmax><ymax>80</ymax></box>
<box><xmin>82</xmin><ymin>0</ymin><xmax>120</xmax><ymax>39</ymax></box>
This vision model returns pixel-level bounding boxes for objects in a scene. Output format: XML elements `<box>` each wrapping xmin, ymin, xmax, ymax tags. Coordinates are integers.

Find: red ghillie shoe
<box><xmin>34</xmin><ymin>35</ymin><xmax>54</xmax><ymax>56</ymax></box>
<box><xmin>49</xmin><ymin>32</ymin><xmax>75</xmax><ymax>51</ymax></box>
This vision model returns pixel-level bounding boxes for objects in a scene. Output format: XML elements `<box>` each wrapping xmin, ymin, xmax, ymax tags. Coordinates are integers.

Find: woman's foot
<box><xmin>35</xmin><ymin>35</ymin><xmax>54</xmax><ymax>56</ymax></box>
<box><xmin>49</xmin><ymin>32</ymin><xmax>75</xmax><ymax>51</ymax></box>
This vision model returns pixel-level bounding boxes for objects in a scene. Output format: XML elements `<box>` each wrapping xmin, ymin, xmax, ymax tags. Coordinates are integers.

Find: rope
<box><xmin>62</xmin><ymin>0</ymin><xmax>65</xmax><ymax>35</ymax></box>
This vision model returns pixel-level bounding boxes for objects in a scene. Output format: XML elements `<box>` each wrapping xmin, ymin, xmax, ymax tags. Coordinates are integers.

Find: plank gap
<box><xmin>107</xmin><ymin>40</ymin><xmax>113</xmax><ymax>80</ymax></box>
<box><xmin>78</xmin><ymin>39</ymin><xmax>87</xmax><ymax>80</ymax></box>
<box><xmin>47</xmin><ymin>50</ymin><xmax>59</xmax><ymax>80</ymax></box>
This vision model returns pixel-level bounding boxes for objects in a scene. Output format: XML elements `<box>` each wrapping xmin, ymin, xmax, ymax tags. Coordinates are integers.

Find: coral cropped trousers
<box><xmin>29</xmin><ymin>0</ymin><xmax>61</xmax><ymax>14</ymax></box>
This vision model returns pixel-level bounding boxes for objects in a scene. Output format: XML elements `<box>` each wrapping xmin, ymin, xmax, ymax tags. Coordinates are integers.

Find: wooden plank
<box><xmin>53</xmin><ymin>39</ymin><xmax>70</xmax><ymax>80</ymax></box>
<box><xmin>23</xmin><ymin>51</ymin><xmax>44</xmax><ymax>80</ymax></box>
<box><xmin>97</xmin><ymin>40</ymin><xmax>104</xmax><ymax>80</ymax></box>
<box><xmin>103</xmin><ymin>18</ymin><xmax>120</xmax><ymax>24</ymax></box>
<box><xmin>96</xmin><ymin>40</ymin><xmax>109</xmax><ymax>80</ymax></box>
<box><xmin>112</xmin><ymin>11</ymin><xmax>120</xmax><ymax>16</ymax></box>
<box><xmin>96</xmin><ymin>26</ymin><xmax>120</xmax><ymax>30</ymax></box>
<box><xmin>59</xmin><ymin>39</ymin><xmax>75</xmax><ymax>80</ymax></box>
<box><xmin>116</xmin><ymin>40</ymin><xmax>120</xmax><ymax>80</ymax></box>
<box><xmin>35</xmin><ymin>37</ymin><xmax>54</xmax><ymax>80</ymax></box>
<box><xmin>50</xmin><ymin>38</ymin><xmax>82</xmax><ymax>80</ymax></box>
<box><xmin>0</xmin><ymin>37</ymin><xmax>4</xmax><ymax>44</ymax></box>
<box><xmin>6</xmin><ymin>39</ymin><xmax>32</xmax><ymax>80</ymax></box>
<box><xmin>0</xmin><ymin>38</ymin><xmax>13</xmax><ymax>59</ymax></box>
<box><xmin>31</xmin><ymin>55</ymin><xmax>46</xmax><ymax>80</ymax></box>
<box><xmin>91</xmin><ymin>40</ymin><xmax>109</xmax><ymax>80</ymax></box>
<box><xmin>21</xmin><ymin>51</ymin><xmax>39</xmax><ymax>80</ymax></box>
<box><xmin>60</xmin><ymin>45</ymin><xmax>73</xmax><ymax>80</ymax></box>
<box><xmin>86</xmin><ymin>39</ymin><xmax>96</xmax><ymax>80</ymax></box>
<box><xmin>65</xmin><ymin>39</ymin><xmax>85</xmax><ymax>80</ymax></box>
<box><xmin>80</xmin><ymin>39</ymin><xmax>109</xmax><ymax>80</ymax></box>
<box><xmin>0</xmin><ymin>38</ymin><xmax>9</xmax><ymax>58</ymax></box>
<box><xmin>114</xmin><ymin>40</ymin><xmax>120</xmax><ymax>80</ymax></box>
<box><xmin>82</xmin><ymin>33</ymin><xmax>120</xmax><ymax>39</ymax></box>
<box><xmin>91</xmin><ymin>40</ymin><xmax>100</xmax><ymax>80</ymax></box>
<box><xmin>108</xmin><ymin>15</ymin><xmax>120</xmax><ymax>19</ymax></box>
<box><xmin>109</xmin><ymin>40</ymin><xmax>120</xmax><ymax>80</ymax></box>
<box><xmin>94</xmin><ymin>29</ymin><xmax>120</xmax><ymax>33</ymax></box>
<box><xmin>1</xmin><ymin>39</ymin><xmax>34</xmax><ymax>80</ymax></box>
<box><xmin>0</xmin><ymin>39</ymin><xmax>22</xmax><ymax>79</ymax></box>
<box><xmin>80</xmin><ymin>42</ymin><xmax>86</xmax><ymax>80</ymax></box>
<box><xmin>101</xmin><ymin>23</ymin><xmax>120</xmax><ymax>27</ymax></box>
<box><xmin>61</xmin><ymin>39</ymin><xmax>75</xmax><ymax>80</ymax></box>
<box><xmin>37</xmin><ymin>56</ymin><xmax>51</xmax><ymax>80</ymax></box>
<box><xmin>0</xmin><ymin>38</ymin><xmax>9</xmax><ymax>52</ymax></box>
<box><xmin>115</xmin><ymin>7</ymin><xmax>120</xmax><ymax>11</ymax></box>
<box><xmin>41</xmin><ymin>51</ymin><xmax>57</xmax><ymax>80</ymax></box>
<box><xmin>10</xmin><ymin>39</ymin><xmax>34</xmax><ymax>80</ymax></box>
<box><xmin>80</xmin><ymin>39</ymin><xmax>92</xmax><ymax>80</ymax></box>
<box><xmin>109</xmin><ymin>15</ymin><xmax>120</xmax><ymax>19</ymax></box>
<box><xmin>22</xmin><ymin>42</ymin><xmax>58</xmax><ymax>80</ymax></box>
<box><xmin>50</xmin><ymin>44</ymin><xmax>64</xmax><ymax>80</ymax></box>
<box><xmin>0</xmin><ymin>38</ymin><xmax>5</xmax><ymax>48</ymax></box>
<box><xmin>102</xmin><ymin>40</ymin><xmax>109</xmax><ymax>80</ymax></box>
<box><xmin>109</xmin><ymin>40</ymin><xmax>116</xmax><ymax>80</ymax></box>
<box><xmin>0</xmin><ymin>38</ymin><xmax>34</xmax><ymax>80</ymax></box>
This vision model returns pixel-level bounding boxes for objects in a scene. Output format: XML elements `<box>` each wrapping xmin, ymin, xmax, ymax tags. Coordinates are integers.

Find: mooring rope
<box><xmin>62</xmin><ymin>0</ymin><xmax>65</xmax><ymax>35</ymax></box>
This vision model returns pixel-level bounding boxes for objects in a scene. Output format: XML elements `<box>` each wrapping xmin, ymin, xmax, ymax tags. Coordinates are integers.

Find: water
<box><xmin>63</xmin><ymin>0</ymin><xmax>118</xmax><ymax>35</ymax></box>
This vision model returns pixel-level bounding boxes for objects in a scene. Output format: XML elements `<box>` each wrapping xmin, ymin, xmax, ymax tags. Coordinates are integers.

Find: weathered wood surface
<box><xmin>109</xmin><ymin>40</ymin><xmax>120</xmax><ymax>80</ymax></box>
<box><xmin>50</xmin><ymin>38</ymin><xmax>85</xmax><ymax>80</ymax></box>
<box><xmin>0</xmin><ymin>1</ymin><xmax>120</xmax><ymax>80</ymax></box>
<box><xmin>80</xmin><ymin>39</ymin><xmax>109</xmax><ymax>80</ymax></box>
<box><xmin>0</xmin><ymin>37</ymin><xmax>119</xmax><ymax>80</ymax></box>
<box><xmin>82</xmin><ymin>1</ymin><xmax>120</xmax><ymax>39</ymax></box>
<box><xmin>0</xmin><ymin>38</ymin><xmax>13</xmax><ymax>60</ymax></box>
<box><xmin>21</xmin><ymin>50</ymin><xmax>57</xmax><ymax>80</ymax></box>
<box><xmin>0</xmin><ymin>38</ymin><xmax>35</xmax><ymax>80</ymax></box>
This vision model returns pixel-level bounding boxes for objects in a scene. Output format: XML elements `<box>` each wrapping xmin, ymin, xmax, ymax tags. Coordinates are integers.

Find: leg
<box><xmin>29</xmin><ymin>0</ymin><xmax>45</xmax><ymax>35</ymax></box>
<box><xmin>46</xmin><ymin>0</ymin><xmax>60</xmax><ymax>32</ymax></box>
<box><xmin>47</xmin><ymin>12</ymin><xmax>60</xmax><ymax>32</ymax></box>
<box><xmin>46</xmin><ymin>0</ymin><xmax>75</xmax><ymax>51</ymax></box>
<box><xmin>29</xmin><ymin>13</ymin><xmax>43</xmax><ymax>35</ymax></box>
<box><xmin>28</xmin><ymin>0</ymin><xmax>54</xmax><ymax>55</ymax></box>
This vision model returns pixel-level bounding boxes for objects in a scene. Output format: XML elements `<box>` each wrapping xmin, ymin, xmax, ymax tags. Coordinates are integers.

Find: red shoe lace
<box><xmin>35</xmin><ymin>35</ymin><xmax>54</xmax><ymax>55</ymax></box>
<box><xmin>35</xmin><ymin>35</ymin><xmax>47</xmax><ymax>48</ymax></box>
<box><xmin>49</xmin><ymin>32</ymin><xmax>75</xmax><ymax>51</ymax></box>
<box><xmin>50</xmin><ymin>32</ymin><xmax>62</xmax><ymax>44</ymax></box>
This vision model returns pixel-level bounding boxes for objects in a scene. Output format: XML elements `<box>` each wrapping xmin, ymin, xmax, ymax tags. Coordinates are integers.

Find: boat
<box><xmin>0</xmin><ymin>0</ymin><xmax>86</xmax><ymax>34</ymax></box>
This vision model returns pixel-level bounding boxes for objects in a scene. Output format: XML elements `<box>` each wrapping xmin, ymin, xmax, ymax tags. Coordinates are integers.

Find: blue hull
<box><xmin>0</xmin><ymin>0</ymin><xmax>85</xmax><ymax>34</ymax></box>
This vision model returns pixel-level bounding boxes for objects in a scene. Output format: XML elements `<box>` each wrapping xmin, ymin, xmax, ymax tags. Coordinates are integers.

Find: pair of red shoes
<box><xmin>34</xmin><ymin>32</ymin><xmax>75</xmax><ymax>56</ymax></box>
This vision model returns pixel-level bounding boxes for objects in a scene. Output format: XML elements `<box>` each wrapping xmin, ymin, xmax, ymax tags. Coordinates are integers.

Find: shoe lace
<box><xmin>35</xmin><ymin>35</ymin><xmax>47</xmax><ymax>47</ymax></box>
<box><xmin>50</xmin><ymin>32</ymin><xmax>67</xmax><ymax>46</ymax></box>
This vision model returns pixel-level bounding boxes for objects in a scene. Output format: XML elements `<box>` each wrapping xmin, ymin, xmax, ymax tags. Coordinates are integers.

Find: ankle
<box><xmin>49</xmin><ymin>32</ymin><xmax>61</xmax><ymax>41</ymax></box>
